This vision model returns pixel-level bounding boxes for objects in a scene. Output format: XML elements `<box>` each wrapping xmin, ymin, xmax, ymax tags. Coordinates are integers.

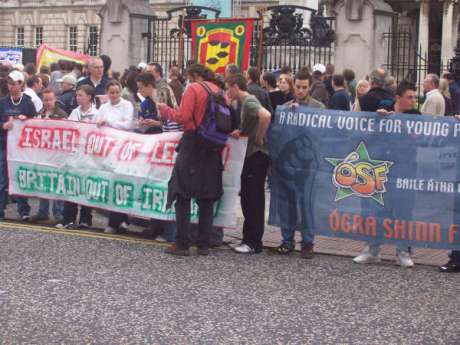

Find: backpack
<box><xmin>193</xmin><ymin>82</ymin><xmax>234</xmax><ymax>151</ymax></box>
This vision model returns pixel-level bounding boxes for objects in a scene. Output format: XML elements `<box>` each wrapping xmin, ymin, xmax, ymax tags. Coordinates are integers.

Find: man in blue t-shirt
<box><xmin>0</xmin><ymin>71</ymin><xmax>36</xmax><ymax>220</ymax></box>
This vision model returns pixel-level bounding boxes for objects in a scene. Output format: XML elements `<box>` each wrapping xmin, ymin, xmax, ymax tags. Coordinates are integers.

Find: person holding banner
<box><xmin>29</xmin><ymin>89</ymin><xmax>67</xmax><ymax>224</ymax></box>
<box><xmin>271</xmin><ymin>69</ymin><xmax>325</xmax><ymax>259</ymax></box>
<box><xmin>56</xmin><ymin>85</ymin><xmax>99</xmax><ymax>229</ymax></box>
<box><xmin>353</xmin><ymin>81</ymin><xmax>419</xmax><ymax>268</ymax></box>
<box><xmin>135</xmin><ymin>72</ymin><xmax>177</xmax><ymax>242</ymax></box>
<box><xmin>0</xmin><ymin>70</ymin><xmax>36</xmax><ymax>221</ymax></box>
<box><xmin>97</xmin><ymin>81</ymin><xmax>134</xmax><ymax>234</ymax></box>
<box><xmin>157</xmin><ymin>64</ymin><xmax>226</xmax><ymax>256</ymax></box>
<box><xmin>226</xmin><ymin>74</ymin><xmax>272</xmax><ymax>254</ymax></box>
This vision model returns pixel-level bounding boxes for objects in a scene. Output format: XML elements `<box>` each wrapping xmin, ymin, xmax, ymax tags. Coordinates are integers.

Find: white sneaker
<box><xmin>55</xmin><ymin>222</ymin><xmax>75</xmax><ymax>229</ymax></box>
<box><xmin>396</xmin><ymin>250</ymin><xmax>414</xmax><ymax>268</ymax></box>
<box><xmin>104</xmin><ymin>226</ymin><xmax>117</xmax><ymax>234</ymax></box>
<box><xmin>233</xmin><ymin>244</ymin><xmax>255</xmax><ymax>254</ymax></box>
<box><xmin>119</xmin><ymin>221</ymin><xmax>129</xmax><ymax>232</ymax></box>
<box><xmin>353</xmin><ymin>248</ymin><xmax>381</xmax><ymax>264</ymax></box>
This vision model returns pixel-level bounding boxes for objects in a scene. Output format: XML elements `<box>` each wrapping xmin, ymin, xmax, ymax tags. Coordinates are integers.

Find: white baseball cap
<box><xmin>137</xmin><ymin>62</ymin><xmax>147</xmax><ymax>70</ymax></box>
<box><xmin>57</xmin><ymin>73</ymin><xmax>77</xmax><ymax>86</ymax></box>
<box><xmin>312</xmin><ymin>63</ymin><xmax>326</xmax><ymax>74</ymax></box>
<box><xmin>8</xmin><ymin>70</ymin><xmax>25</xmax><ymax>83</ymax></box>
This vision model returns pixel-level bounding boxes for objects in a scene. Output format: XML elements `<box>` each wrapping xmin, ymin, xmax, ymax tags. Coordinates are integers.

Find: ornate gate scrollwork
<box><xmin>262</xmin><ymin>5</ymin><xmax>335</xmax><ymax>47</ymax></box>
<box><xmin>263</xmin><ymin>7</ymin><xmax>312</xmax><ymax>45</ymax></box>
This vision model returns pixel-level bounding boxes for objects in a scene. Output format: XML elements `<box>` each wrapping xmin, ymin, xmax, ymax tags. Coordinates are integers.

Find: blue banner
<box><xmin>268</xmin><ymin>106</ymin><xmax>460</xmax><ymax>250</ymax></box>
<box><xmin>0</xmin><ymin>47</ymin><xmax>22</xmax><ymax>65</ymax></box>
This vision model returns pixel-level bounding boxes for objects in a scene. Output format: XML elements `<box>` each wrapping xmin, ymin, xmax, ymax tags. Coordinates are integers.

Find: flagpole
<box><xmin>256</xmin><ymin>8</ymin><xmax>265</xmax><ymax>72</ymax></box>
<box><xmin>178</xmin><ymin>9</ymin><xmax>186</xmax><ymax>71</ymax></box>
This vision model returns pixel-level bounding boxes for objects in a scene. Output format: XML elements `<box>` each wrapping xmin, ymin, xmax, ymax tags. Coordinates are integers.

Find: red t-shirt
<box><xmin>158</xmin><ymin>81</ymin><xmax>219</xmax><ymax>132</ymax></box>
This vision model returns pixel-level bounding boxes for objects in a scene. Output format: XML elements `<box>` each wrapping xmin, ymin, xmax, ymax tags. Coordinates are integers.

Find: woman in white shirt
<box><xmin>96</xmin><ymin>81</ymin><xmax>135</xmax><ymax>234</ymax></box>
<box><xmin>57</xmin><ymin>84</ymin><xmax>98</xmax><ymax>230</ymax></box>
<box><xmin>97</xmin><ymin>81</ymin><xmax>134</xmax><ymax>130</ymax></box>
<box><xmin>69</xmin><ymin>85</ymin><xmax>99</xmax><ymax>122</ymax></box>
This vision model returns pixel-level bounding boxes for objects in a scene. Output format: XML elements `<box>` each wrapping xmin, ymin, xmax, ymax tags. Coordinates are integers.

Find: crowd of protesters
<box><xmin>1</xmin><ymin>56</ymin><xmax>460</xmax><ymax>273</ymax></box>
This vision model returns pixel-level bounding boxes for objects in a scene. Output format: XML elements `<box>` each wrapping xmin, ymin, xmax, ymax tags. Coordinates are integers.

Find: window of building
<box><xmin>87</xmin><ymin>26</ymin><xmax>98</xmax><ymax>56</ymax></box>
<box><xmin>35</xmin><ymin>27</ymin><xmax>43</xmax><ymax>47</ymax></box>
<box><xmin>16</xmin><ymin>27</ymin><xmax>24</xmax><ymax>47</ymax></box>
<box><xmin>69</xmin><ymin>26</ymin><xmax>78</xmax><ymax>52</ymax></box>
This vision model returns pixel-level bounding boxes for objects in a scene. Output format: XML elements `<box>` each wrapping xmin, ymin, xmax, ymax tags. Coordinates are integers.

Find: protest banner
<box><xmin>268</xmin><ymin>106</ymin><xmax>460</xmax><ymax>250</ymax></box>
<box><xmin>191</xmin><ymin>18</ymin><xmax>254</xmax><ymax>73</ymax></box>
<box><xmin>7</xmin><ymin>119</ymin><xmax>247</xmax><ymax>228</ymax></box>
<box><xmin>0</xmin><ymin>47</ymin><xmax>22</xmax><ymax>66</ymax></box>
<box><xmin>36</xmin><ymin>44</ymin><xmax>91</xmax><ymax>69</ymax></box>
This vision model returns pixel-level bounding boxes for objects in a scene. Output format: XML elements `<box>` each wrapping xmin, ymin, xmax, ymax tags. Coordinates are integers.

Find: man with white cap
<box><xmin>310</xmin><ymin>63</ymin><xmax>329</xmax><ymax>105</ymax></box>
<box><xmin>0</xmin><ymin>70</ymin><xmax>36</xmax><ymax>220</ymax></box>
<box><xmin>57</xmin><ymin>73</ymin><xmax>78</xmax><ymax>115</ymax></box>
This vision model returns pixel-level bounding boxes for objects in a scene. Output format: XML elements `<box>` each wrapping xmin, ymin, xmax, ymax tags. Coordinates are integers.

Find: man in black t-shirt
<box><xmin>0</xmin><ymin>71</ymin><xmax>36</xmax><ymax>220</ymax></box>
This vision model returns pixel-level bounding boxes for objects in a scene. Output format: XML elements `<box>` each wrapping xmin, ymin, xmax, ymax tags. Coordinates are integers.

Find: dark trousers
<box><xmin>241</xmin><ymin>151</ymin><xmax>270</xmax><ymax>252</ymax></box>
<box><xmin>450</xmin><ymin>250</ymin><xmax>460</xmax><ymax>263</ymax></box>
<box><xmin>108</xmin><ymin>212</ymin><xmax>128</xmax><ymax>229</ymax></box>
<box><xmin>175</xmin><ymin>195</ymin><xmax>214</xmax><ymax>250</ymax></box>
<box><xmin>63</xmin><ymin>202</ymin><xmax>92</xmax><ymax>225</ymax></box>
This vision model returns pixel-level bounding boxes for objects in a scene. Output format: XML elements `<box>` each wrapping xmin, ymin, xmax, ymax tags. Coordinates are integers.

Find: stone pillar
<box><xmin>442</xmin><ymin>0</ymin><xmax>455</xmax><ymax>66</ymax></box>
<box><xmin>333</xmin><ymin>0</ymin><xmax>394</xmax><ymax>80</ymax></box>
<box><xmin>98</xmin><ymin>0</ymin><xmax>153</xmax><ymax>72</ymax></box>
<box><xmin>418</xmin><ymin>0</ymin><xmax>430</xmax><ymax>57</ymax></box>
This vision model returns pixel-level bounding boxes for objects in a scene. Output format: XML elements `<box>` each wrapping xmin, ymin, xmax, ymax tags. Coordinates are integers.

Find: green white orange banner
<box><xmin>191</xmin><ymin>18</ymin><xmax>254</xmax><ymax>74</ymax></box>
<box><xmin>36</xmin><ymin>44</ymin><xmax>91</xmax><ymax>69</ymax></box>
<box><xmin>7</xmin><ymin>119</ymin><xmax>247</xmax><ymax>228</ymax></box>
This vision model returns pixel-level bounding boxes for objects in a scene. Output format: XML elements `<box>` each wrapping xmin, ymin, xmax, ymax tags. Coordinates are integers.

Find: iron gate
<box><xmin>143</xmin><ymin>5</ymin><xmax>335</xmax><ymax>73</ymax></box>
<box><xmin>383</xmin><ymin>26</ymin><xmax>450</xmax><ymax>101</ymax></box>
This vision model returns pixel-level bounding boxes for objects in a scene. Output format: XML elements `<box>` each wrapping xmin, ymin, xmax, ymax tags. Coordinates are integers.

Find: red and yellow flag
<box><xmin>191</xmin><ymin>19</ymin><xmax>255</xmax><ymax>74</ymax></box>
<box><xmin>36</xmin><ymin>44</ymin><xmax>91</xmax><ymax>69</ymax></box>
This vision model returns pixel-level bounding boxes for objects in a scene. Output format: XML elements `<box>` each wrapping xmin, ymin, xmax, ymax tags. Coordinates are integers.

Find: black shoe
<box><xmin>275</xmin><ymin>243</ymin><xmax>294</xmax><ymax>255</ymax></box>
<box><xmin>21</xmin><ymin>215</ymin><xmax>30</xmax><ymax>222</ymax></box>
<box><xmin>439</xmin><ymin>259</ymin><xmax>460</xmax><ymax>273</ymax></box>
<box><xmin>165</xmin><ymin>244</ymin><xmax>190</xmax><ymax>256</ymax></box>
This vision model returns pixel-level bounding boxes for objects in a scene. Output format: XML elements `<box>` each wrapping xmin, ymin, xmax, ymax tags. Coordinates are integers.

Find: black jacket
<box><xmin>57</xmin><ymin>89</ymin><xmax>77</xmax><ymax>115</ymax></box>
<box><xmin>359</xmin><ymin>87</ymin><xmax>395</xmax><ymax>112</ymax></box>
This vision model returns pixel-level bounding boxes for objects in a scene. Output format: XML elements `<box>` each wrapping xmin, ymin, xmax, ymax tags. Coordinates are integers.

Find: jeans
<box><xmin>175</xmin><ymin>195</ymin><xmax>214</xmax><ymax>250</ymax></box>
<box><xmin>37</xmin><ymin>199</ymin><xmax>64</xmax><ymax>218</ymax></box>
<box><xmin>281</xmin><ymin>228</ymin><xmax>314</xmax><ymax>247</ymax></box>
<box><xmin>0</xmin><ymin>149</ymin><xmax>8</xmax><ymax>218</ymax></box>
<box><xmin>161</xmin><ymin>221</ymin><xmax>176</xmax><ymax>242</ymax></box>
<box><xmin>240</xmin><ymin>152</ymin><xmax>270</xmax><ymax>252</ymax></box>
<box><xmin>366</xmin><ymin>243</ymin><xmax>411</xmax><ymax>256</ymax></box>
<box><xmin>0</xmin><ymin>148</ymin><xmax>29</xmax><ymax>218</ymax></box>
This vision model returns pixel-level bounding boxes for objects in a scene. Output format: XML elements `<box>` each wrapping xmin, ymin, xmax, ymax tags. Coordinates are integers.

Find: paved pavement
<box><xmin>0</xmin><ymin>200</ymin><xmax>459</xmax><ymax>344</ymax></box>
<box><xmin>4</xmin><ymin>197</ymin><xmax>451</xmax><ymax>268</ymax></box>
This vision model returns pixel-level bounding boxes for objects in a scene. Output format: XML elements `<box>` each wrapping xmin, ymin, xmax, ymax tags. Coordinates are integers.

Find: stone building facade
<box><xmin>0</xmin><ymin>0</ymin><xmax>284</xmax><ymax>55</ymax></box>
